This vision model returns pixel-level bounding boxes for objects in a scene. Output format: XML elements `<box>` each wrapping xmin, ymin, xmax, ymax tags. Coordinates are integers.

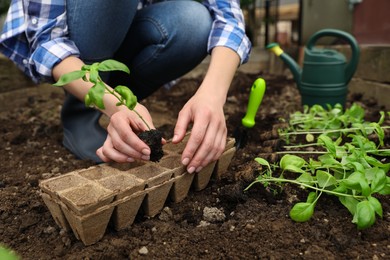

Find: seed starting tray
<box><xmin>39</xmin><ymin>135</ymin><xmax>236</xmax><ymax>245</ymax></box>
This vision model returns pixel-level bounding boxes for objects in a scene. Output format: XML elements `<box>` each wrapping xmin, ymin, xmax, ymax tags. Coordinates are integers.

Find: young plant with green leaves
<box><xmin>54</xmin><ymin>59</ymin><xmax>165</xmax><ymax>162</ymax></box>
<box><xmin>53</xmin><ymin>59</ymin><xmax>150</xmax><ymax>130</ymax></box>
<box><xmin>0</xmin><ymin>245</ymin><xmax>19</xmax><ymax>260</ymax></box>
<box><xmin>247</xmin><ymin>105</ymin><xmax>390</xmax><ymax>229</ymax></box>
<box><xmin>278</xmin><ymin>103</ymin><xmax>390</xmax><ymax>146</ymax></box>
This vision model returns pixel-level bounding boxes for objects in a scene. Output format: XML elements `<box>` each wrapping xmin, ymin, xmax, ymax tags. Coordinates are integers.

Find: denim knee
<box><xmin>66</xmin><ymin>0</ymin><xmax>139</xmax><ymax>61</ymax></box>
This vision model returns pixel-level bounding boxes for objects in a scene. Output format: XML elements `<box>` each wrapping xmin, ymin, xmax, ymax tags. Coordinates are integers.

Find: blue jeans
<box><xmin>66</xmin><ymin>0</ymin><xmax>212</xmax><ymax>99</ymax></box>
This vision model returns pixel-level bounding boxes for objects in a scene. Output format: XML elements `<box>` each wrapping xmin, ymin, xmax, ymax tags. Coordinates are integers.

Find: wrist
<box><xmin>101</xmin><ymin>94</ymin><xmax>128</xmax><ymax>118</ymax></box>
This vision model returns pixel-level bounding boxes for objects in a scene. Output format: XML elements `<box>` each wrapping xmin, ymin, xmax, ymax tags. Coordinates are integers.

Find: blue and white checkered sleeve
<box><xmin>26</xmin><ymin>0</ymin><xmax>80</xmax><ymax>82</ymax></box>
<box><xmin>31</xmin><ymin>38</ymin><xmax>80</xmax><ymax>82</ymax></box>
<box><xmin>203</xmin><ymin>0</ymin><xmax>251</xmax><ymax>64</ymax></box>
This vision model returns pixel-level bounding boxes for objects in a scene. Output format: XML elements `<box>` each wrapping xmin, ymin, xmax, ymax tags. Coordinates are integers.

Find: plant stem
<box><xmin>279</xmin><ymin>126</ymin><xmax>390</xmax><ymax>136</ymax></box>
<box><xmin>104</xmin><ymin>86</ymin><xmax>151</xmax><ymax>130</ymax></box>
<box><xmin>276</xmin><ymin>150</ymin><xmax>326</xmax><ymax>155</ymax></box>
<box><xmin>253</xmin><ymin>177</ymin><xmax>365</xmax><ymax>199</ymax></box>
<box><xmin>132</xmin><ymin>109</ymin><xmax>151</xmax><ymax>131</ymax></box>
<box><xmin>283</xmin><ymin>143</ymin><xmax>322</xmax><ymax>149</ymax></box>
<box><xmin>276</xmin><ymin>149</ymin><xmax>390</xmax><ymax>155</ymax></box>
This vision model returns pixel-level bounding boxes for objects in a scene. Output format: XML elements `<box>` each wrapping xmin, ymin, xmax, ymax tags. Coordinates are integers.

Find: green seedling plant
<box><xmin>54</xmin><ymin>59</ymin><xmax>165</xmax><ymax>162</ymax></box>
<box><xmin>278</xmin><ymin>103</ymin><xmax>390</xmax><ymax>144</ymax></box>
<box><xmin>53</xmin><ymin>59</ymin><xmax>150</xmax><ymax>130</ymax></box>
<box><xmin>0</xmin><ymin>244</ymin><xmax>19</xmax><ymax>260</ymax></box>
<box><xmin>247</xmin><ymin>104</ymin><xmax>390</xmax><ymax>229</ymax></box>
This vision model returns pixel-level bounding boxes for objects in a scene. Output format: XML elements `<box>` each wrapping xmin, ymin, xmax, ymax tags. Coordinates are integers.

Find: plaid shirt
<box><xmin>0</xmin><ymin>0</ymin><xmax>251</xmax><ymax>83</ymax></box>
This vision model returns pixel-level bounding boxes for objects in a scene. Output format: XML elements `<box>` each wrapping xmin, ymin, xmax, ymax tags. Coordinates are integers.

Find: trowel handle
<box><xmin>242</xmin><ymin>78</ymin><xmax>266</xmax><ymax>128</ymax></box>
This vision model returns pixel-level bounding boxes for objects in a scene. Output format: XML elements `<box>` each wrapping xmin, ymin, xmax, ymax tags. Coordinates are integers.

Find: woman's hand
<box><xmin>173</xmin><ymin>46</ymin><xmax>240</xmax><ymax>173</ymax></box>
<box><xmin>173</xmin><ymin>90</ymin><xmax>227</xmax><ymax>173</ymax></box>
<box><xmin>96</xmin><ymin>103</ymin><xmax>156</xmax><ymax>163</ymax></box>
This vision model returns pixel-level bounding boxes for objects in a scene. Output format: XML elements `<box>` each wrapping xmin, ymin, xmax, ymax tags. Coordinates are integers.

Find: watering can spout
<box><xmin>266</xmin><ymin>43</ymin><xmax>302</xmax><ymax>88</ymax></box>
<box><xmin>266</xmin><ymin>29</ymin><xmax>359</xmax><ymax>108</ymax></box>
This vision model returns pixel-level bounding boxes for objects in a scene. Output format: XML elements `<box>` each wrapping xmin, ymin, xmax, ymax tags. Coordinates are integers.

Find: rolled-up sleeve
<box><xmin>25</xmin><ymin>0</ymin><xmax>80</xmax><ymax>82</ymax></box>
<box><xmin>203</xmin><ymin>0</ymin><xmax>251</xmax><ymax>64</ymax></box>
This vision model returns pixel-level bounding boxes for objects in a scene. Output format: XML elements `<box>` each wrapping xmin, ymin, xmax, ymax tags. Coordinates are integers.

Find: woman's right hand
<box><xmin>96</xmin><ymin>103</ymin><xmax>155</xmax><ymax>163</ymax></box>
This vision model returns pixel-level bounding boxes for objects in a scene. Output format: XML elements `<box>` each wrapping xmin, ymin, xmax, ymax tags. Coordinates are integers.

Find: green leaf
<box><xmin>254</xmin><ymin>157</ymin><xmax>271</xmax><ymax>171</ymax></box>
<box><xmin>114</xmin><ymin>86</ymin><xmax>137</xmax><ymax>110</ymax></box>
<box><xmin>306</xmin><ymin>191</ymin><xmax>317</xmax><ymax>203</ymax></box>
<box><xmin>342</xmin><ymin>171</ymin><xmax>371</xmax><ymax>196</ymax></box>
<box><xmin>316</xmin><ymin>170</ymin><xmax>337</xmax><ymax>188</ymax></box>
<box><xmin>369</xmin><ymin>122</ymin><xmax>384</xmax><ymax>147</ymax></box>
<box><xmin>289</xmin><ymin>202</ymin><xmax>315</xmax><ymax>222</ymax></box>
<box><xmin>368</xmin><ymin>196</ymin><xmax>383</xmax><ymax>218</ymax></box>
<box><xmin>318</xmin><ymin>135</ymin><xmax>336</xmax><ymax>155</ymax></box>
<box><xmin>89</xmin><ymin>63</ymin><xmax>99</xmax><ymax>84</ymax></box>
<box><xmin>318</xmin><ymin>154</ymin><xmax>340</xmax><ymax>167</ymax></box>
<box><xmin>53</xmin><ymin>70</ymin><xmax>86</xmax><ymax>86</ymax></box>
<box><xmin>377</xmin><ymin>111</ymin><xmax>385</xmax><ymax>125</ymax></box>
<box><xmin>84</xmin><ymin>93</ymin><xmax>92</xmax><ymax>107</ymax></box>
<box><xmin>98</xmin><ymin>59</ymin><xmax>130</xmax><ymax>74</ymax></box>
<box><xmin>350</xmin><ymin>162</ymin><xmax>365</xmax><ymax>173</ymax></box>
<box><xmin>283</xmin><ymin>165</ymin><xmax>307</xmax><ymax>174</ymax></box>
<box><xmin>353</xmin><ymin>200</ymin><xmax>376</xmax><ymax>229</ymax></box>
<box><xmin>346</xmin><ymin>103</ymin><xmax>365</xmax><ymax>122</ymax></box>
<box><xmin>366</xmin><ymin>168</ymin><xmax>386</xmax><ymax>193</ymax></box>
<box><xmin>378</xmin><ymin>177</ymin><xmax>390</xmax><ymax>195</ymax></box>
<box><xmin>0</xmin><ymin>246</ymin><xmax>19</xmax><ymax>260</ymax></box>
<box><xmin>364</xmin><ymin>155</ymin><xmax>389</xmax><ymax>171</ymax></box>
<box><xmin>297</xmin><ymin>172</ymin><xmax>314</xmax><ymax>184</ymax></box>
<box><xmin>339</xmin><ymin>196</ymin><xmax>358</xmax><ymax>215</ymax></box>
<box><xmin>280</xmin><ymin>154</ymin><xmax>306</xmax><ymax>171</ymax></box>
<box><xmin>332</xmin><ymin>184</ymin><xmax>348</xmax><ymax>194</ymax></box>
<box><xmin>88</xmin><ymin>82</ymin><xmax>106</xmax><ymax>109</ymax></box>
<box><xmin>81</xmin><ymin>64</ymin><xmax>91</xmax><ymax>71</ymax></box>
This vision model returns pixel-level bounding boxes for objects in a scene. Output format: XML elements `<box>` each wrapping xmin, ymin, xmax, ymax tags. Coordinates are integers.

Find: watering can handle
<box><xmin>306</xmin><ymin>29</ymin><xmax>360</xmax><ymax>83</ymax></box>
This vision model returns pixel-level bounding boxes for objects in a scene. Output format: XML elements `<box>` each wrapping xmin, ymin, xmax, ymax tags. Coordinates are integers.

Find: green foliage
<box><xmin>54</xmin><ymin>59</ymin><xmax>150</xmax><ymax>130</ymax></box>
<box><xmin>279</xmin><ymin>103</ymin><xmax>389</xmax><ymax>145</ymax></box>
<box><xmin>247</xmin><ymin>103</ymin><xmax>390</xmax><ymax>229</ymax></box>
<box><xmin>0</xmin><ymin>245</ymin><xmax>19</xmax><ymax>260</ymax></box>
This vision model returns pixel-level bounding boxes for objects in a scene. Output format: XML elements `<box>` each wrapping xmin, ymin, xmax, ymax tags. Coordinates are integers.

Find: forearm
<box><xmin>52</xmin><ymin>56</ymin><xmax>126</xmax><ymax>117</ymax></box>
<box><xmin>197</xmin><ymin>46</ymin><xmax>240</xmax><ymax>104</ymax></box>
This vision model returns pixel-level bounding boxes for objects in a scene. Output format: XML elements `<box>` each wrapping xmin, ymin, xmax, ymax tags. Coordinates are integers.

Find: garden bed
<box><xmin>0</xmin><ymin>72</ymin><xmax>389</xmax><ymax>259</ymax></box>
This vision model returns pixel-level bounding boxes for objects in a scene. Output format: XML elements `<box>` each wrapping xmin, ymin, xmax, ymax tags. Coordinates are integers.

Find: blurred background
<box><xmin>1</xmin><ymin>0</ymin><xmax>389</xmax><ymax>108</ymax></box>
<box><xmin>242</xmin><ymin>0</ymin><xmax>389</xmax><ymax>48</ymax></box>
<box><xmin>240</xmin><ymin>0</ymin><xmax>390</xmax><ymax>109</ymax></box>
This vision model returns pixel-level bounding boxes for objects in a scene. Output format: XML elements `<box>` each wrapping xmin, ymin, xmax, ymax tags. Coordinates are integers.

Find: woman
<box><xmin>0</xmin><ymin>0</ymin><xmax>251</xmax><ymax>174</ymax></box>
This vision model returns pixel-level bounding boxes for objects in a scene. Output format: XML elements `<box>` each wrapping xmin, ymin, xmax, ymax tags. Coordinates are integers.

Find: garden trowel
<box><xmin>234</xmin><ymin>78</ymin><xmax>266</xmax><ymax>149</ymax></box>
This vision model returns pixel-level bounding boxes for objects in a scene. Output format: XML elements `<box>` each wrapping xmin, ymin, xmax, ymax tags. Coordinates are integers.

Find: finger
<box><xmin>182</xmin><ymin>115</ymin><xmax>211</xmax><ymax>173</ymax></box>
<box><xmin>161</xmin><ymin>138</ymin><xmax>167</xmax><ymax>145</ymax></box>
<box><xmin>188</xmin><ymin>125</ymin><xmax>219</xmax><ymax>173</ymax></box>
<box><xmin>108</xmin><ymin>116</ymin><xmax>151</xmax><ymax>159</ymax></box>
<box><xmin>173</xmin><ymin>108</ymin><xmax>191</xmax><ymax>143</ymax></box>
<box><xmin>97</xmin><ymin>137</ymin><xmax>136</xmax><ymax>163</ymax></box>
<box><xmin>202</xmin><ymin>128</ymin><xmax>226</xmax><ymax>166</ymax></box>
<box><xmin>187</xmin><ymin>117</ymin><xmax>227</xmax><ymax>173</ymax></box>
<box><xmin>108</xmin><ymin>127</ymin><xmax>150</xmax><ymax>160</ymax></box>
<box><xmin>132</xmin><ymin>104</ymin><xmax>155</xmax><ymax>130</ymax></box>
<box><xmin>96</xmin><ymin>147</ymin><xmax>111</xmax><ymax>163</ymax></box>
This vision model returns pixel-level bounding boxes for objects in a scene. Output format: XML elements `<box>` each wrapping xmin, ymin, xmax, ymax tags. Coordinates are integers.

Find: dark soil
<box><xmin>138</xmin><ymin>129</ymin><xmax>164</xmax><ymax>162</ymax></box>
<box><xmin>0</xmin><ymin>71</ymin><xmax>389</xmax><ymax>259</ymax></box>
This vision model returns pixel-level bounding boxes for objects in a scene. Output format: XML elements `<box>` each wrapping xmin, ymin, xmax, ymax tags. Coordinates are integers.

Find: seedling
<box><xmin>54</xmin><ymin>59</ymin><xmax>164</xmax><ymax>161</ymax></box>
<box><xmin>0</xmin><ymin>245</ymin><xmax>19</xmax><ymax>260</ymax></box>
<box><xmin>247</xmin><ymin>104</ymin><xmax>390</xmax><ymax>229</ymax></box>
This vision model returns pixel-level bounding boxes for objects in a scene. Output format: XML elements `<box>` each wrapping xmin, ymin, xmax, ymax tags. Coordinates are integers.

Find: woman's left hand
<box><xmin>173</xmin><ymin>90</ymin><xmax>227</xmax><ymax>173</ymax></box>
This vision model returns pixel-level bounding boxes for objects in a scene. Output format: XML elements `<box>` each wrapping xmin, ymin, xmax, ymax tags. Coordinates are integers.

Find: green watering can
<box><xmin>267</xmin><ymin>29</ymin><xmax>360</xmax><ymax>107</ymax></box>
